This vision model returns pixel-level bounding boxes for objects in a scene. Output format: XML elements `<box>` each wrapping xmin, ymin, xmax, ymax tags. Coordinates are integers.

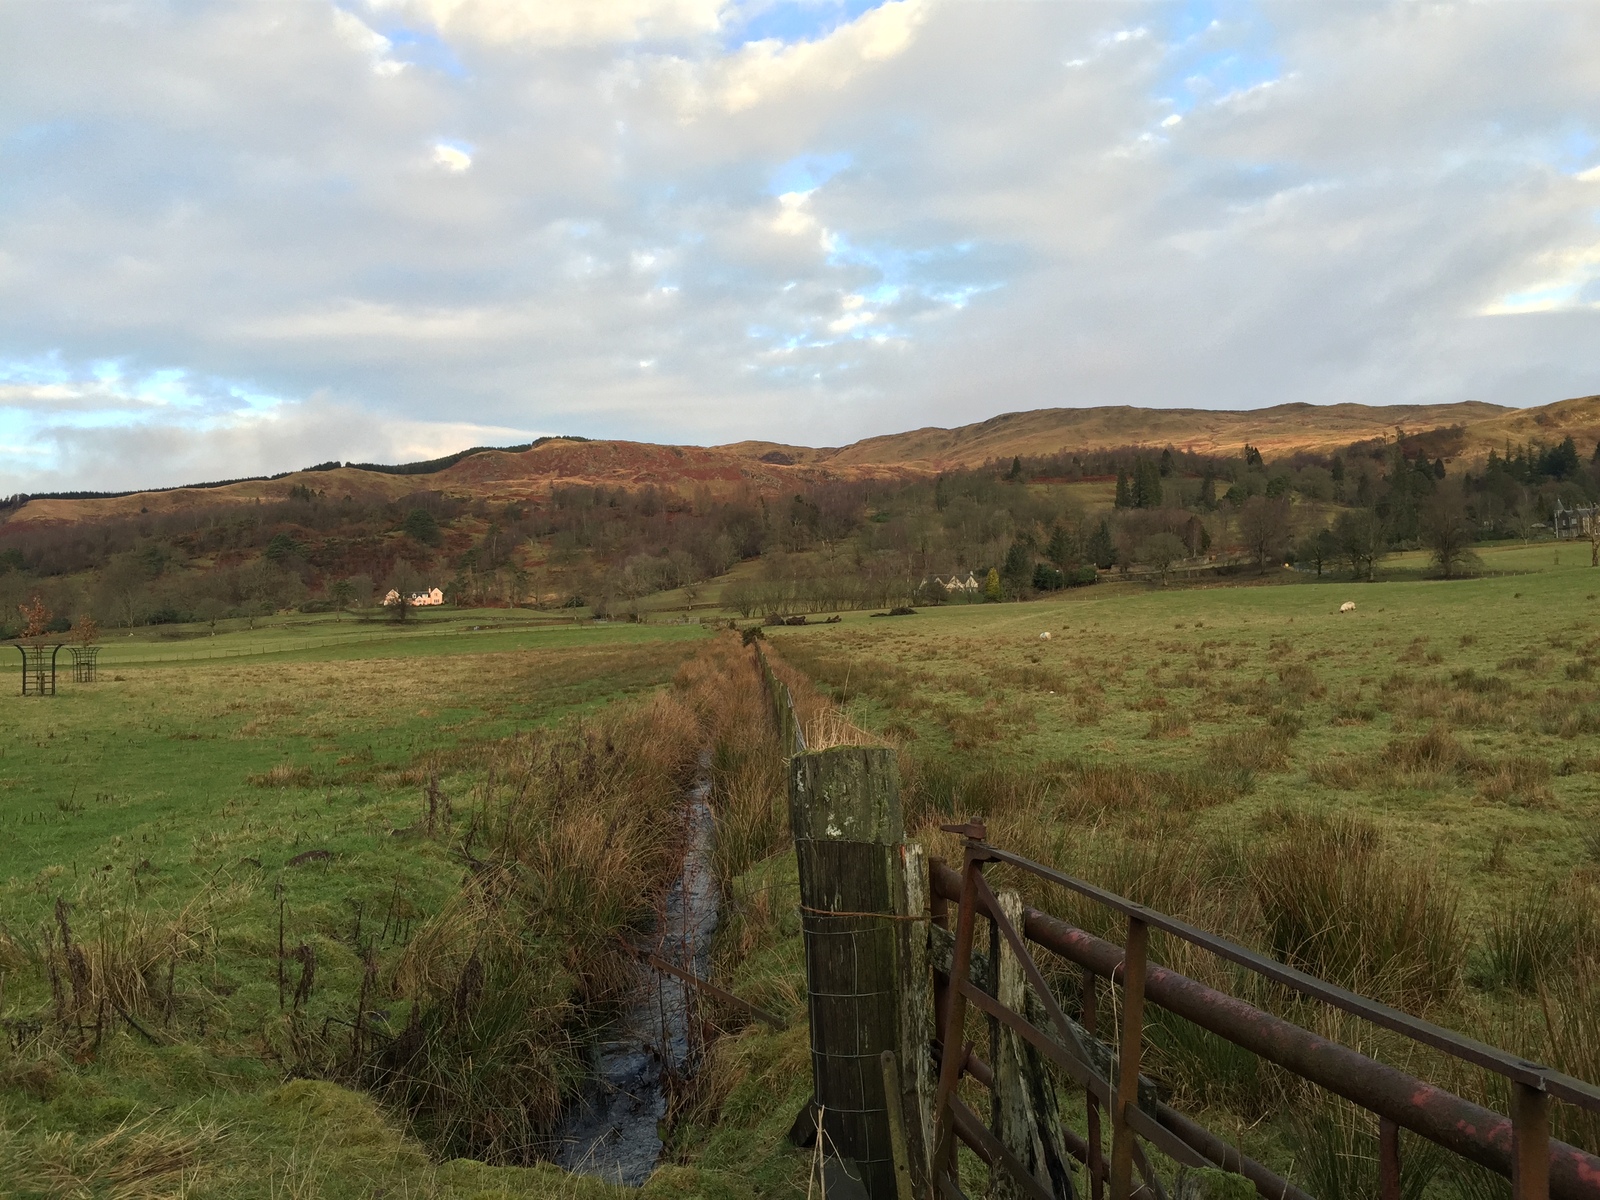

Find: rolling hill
<box><xmin>8</xmin><ymin>393</ymin><xmax>1600</xmax><ymax>530</ymax></box>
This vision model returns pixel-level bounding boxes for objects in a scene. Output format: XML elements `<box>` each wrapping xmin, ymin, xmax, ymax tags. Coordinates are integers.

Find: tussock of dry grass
<box><xmin>248</xmin><ymin>762</ymin><xmax>314</xmax><ymax>788</ymax></box>
<box><xmin>1205</xmin><ymin>729</ymin><xmax>1290</xmax><ymax>774</ymax></box>
<box><xmin>1</xmin><ymin>1111</ymin><xmax>225</xmax><ymax>1198</ymax></box>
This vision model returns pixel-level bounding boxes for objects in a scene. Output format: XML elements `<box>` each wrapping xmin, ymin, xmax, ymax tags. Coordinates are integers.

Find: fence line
<box><xmin>76</xmin><ymin>619</ymin><xmax>617</xmax><ymax>667</ymax></box>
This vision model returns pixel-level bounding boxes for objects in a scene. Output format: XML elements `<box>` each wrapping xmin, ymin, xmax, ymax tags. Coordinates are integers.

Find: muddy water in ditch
<box><xmin>554</xmin><ymin>764</ymin><xmax>719</xmax><ymax>1186</ymax></box>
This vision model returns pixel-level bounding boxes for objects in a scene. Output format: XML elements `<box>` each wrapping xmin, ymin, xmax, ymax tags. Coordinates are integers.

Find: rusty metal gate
<box><xmin>927</xmin><ymin>820</ymin><xmax>1600</xmax><ymax>1200</ymax></box>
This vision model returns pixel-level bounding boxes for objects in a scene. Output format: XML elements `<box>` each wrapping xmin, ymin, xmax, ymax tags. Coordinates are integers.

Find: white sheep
<box><xmin>1339</xmin><ymin>601</ymin><xmax>1356</xmax><ymax>613</ymax></box>
<box><xmin>1038</xmin><ymin>631</ymin><xmax>1052</xmax><ymax>640</ymax></box>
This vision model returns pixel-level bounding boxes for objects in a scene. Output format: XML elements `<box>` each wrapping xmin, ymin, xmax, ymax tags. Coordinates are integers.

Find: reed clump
<box><xmin>1473</xmin><ymin>887</ymin><xmax>1597</xmax><ymax>994</ymax></box>
<box><xmin>1249</xmin><ymin>811</ymin><xmax>1464</xmax><ymax>1010</ymax></box>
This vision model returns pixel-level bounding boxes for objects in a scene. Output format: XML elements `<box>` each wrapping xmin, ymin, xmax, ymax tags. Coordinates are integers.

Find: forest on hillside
<box><xmin>2</xmin><ymin>427</ymin><xmax>1598</xmax><ymax>636</ymax></box>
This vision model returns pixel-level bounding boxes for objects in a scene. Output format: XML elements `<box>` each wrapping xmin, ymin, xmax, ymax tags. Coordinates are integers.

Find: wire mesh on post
<box><xmin>17</xmin><ymin>643</ymin><xmax>61</xmax><ymax>696</ymax></box>
<box><xmin>789</xmin><ymin>742</ymin><xmax>907</xmax><ymax>1200</ymax></box>
<box><xmin>799</xmin><ymin>898</ymin><xmax>899</xmax><ymax>1196</ymax></box>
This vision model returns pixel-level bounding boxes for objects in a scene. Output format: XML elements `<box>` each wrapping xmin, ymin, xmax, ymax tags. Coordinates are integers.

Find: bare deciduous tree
<box><xmin>1238</xmin><ymin>496</ymin><xmax>1292</xmax><ymax>573</ymax></box>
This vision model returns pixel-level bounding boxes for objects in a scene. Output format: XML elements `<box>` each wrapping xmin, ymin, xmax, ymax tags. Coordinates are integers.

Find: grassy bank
<box><xmin>0</xmin><ymin>621</ymin><xmax>822</xmax><ymax>1197</ymax></box>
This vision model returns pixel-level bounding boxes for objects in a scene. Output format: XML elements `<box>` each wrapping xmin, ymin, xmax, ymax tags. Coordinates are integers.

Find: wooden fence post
<box><xmin>994</xmin><ymin>887</ymin><xmax>1075</xmax><ymax>1200</ymax></box>
<box><xmin>1109</xmin><ymin>916</ymin><xmax>1149</xmax><ymax>1200</ymax></box>
<box><xmin>791</xmin><ymin>745</ymin><xmax>912</xmax><ymax>1200</ymax></box>
<box><xmin>897</xmin><ymin>841</ymin><xmax>935</xmax><ymax>1198</ymax></box>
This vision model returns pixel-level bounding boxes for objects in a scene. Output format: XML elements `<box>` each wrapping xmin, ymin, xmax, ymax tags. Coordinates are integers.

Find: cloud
<box><xmin>2</xmin><ymin>0</ymin><xmax>1600</xmax><ymax>492</ymax></box>
<box><xmin>432</xmin><ymin>141</ymin><xmax>473</xmax><ymax>171</ymax></box>
<box><xmin>373</xmin><ymin>0</ymin><xmax>728</xmax><ymax>46</ymax></box>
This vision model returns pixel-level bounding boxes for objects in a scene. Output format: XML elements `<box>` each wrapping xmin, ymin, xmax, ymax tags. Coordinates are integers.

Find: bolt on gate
<box><xmin>753</xmin><ymin>643</ymin><xmax>1600</xmax><ymax>1200</ymax></box>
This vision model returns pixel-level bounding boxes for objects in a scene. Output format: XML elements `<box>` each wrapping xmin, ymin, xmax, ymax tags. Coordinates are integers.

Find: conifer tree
<box><xmin>1114</xmin><ymin>469</ymin><xmax>1132</xmax><ymax>509</ymax></box>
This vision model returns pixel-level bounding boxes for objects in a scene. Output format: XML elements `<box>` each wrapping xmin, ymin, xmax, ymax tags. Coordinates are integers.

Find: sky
<box><xmin>3</xmin><ymin>0</ymin><xmax>1600</xmax><ymax>493</ymax></box>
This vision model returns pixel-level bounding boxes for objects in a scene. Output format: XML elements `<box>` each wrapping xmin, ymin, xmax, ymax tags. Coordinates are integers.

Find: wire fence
<box><xmin>76</xmin><ymin>617</ymin><xmax>670</xmax><ymax>668</ymax></box>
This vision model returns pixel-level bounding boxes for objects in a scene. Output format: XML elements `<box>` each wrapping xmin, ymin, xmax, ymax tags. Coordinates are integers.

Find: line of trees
<box><xmin>5</xmin><ymin>426</ymin><xmax>1598</xmax><ymax>633</ymax></box>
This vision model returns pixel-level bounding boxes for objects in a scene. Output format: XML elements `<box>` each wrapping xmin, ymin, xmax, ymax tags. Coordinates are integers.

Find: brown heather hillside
<box><xmin>726</xmin><ymin>401</ymin><xmax>1516</xmax><ymax>468</ymax></box>
<box><xmin>11</xmin><ymin>394</ymin><xmax>1600</xmax><ymax>529</ymax></box>
<box><xmin>2</xmin><ymin>438</ymin><xmax>916</xmax><ymax>529</ymax></box>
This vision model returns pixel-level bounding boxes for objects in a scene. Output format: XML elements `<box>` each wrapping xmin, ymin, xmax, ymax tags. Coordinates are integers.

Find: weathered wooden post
<box><xmin>790</xmin><ymin>745</ymin><xmax>920</xmax><ymax>1199</ymax></box>
<box><xmin>897</xmin><ymin>841</ymin><xmax>936</xmax><ymax>1197</ymax></box>
<box><xmin>993</xmin><ymin>887</ymin><xmax>1074</xmax><ymax>1200</ymax></box>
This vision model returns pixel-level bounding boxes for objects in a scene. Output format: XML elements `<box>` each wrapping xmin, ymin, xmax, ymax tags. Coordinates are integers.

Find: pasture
<box><xmin>772</xmin><ymin>541</ymin><xmax>1600</xmax><ymax>913</ymax></box>
<box><xmin>2</xmin><ymin>546</ymin><xmax>1598</xmax><ymax>1197</ymax></box>
<box><xmin>0</xmin><ymin>615</ymin><xmax>725</xmax><ymax>1199</ymax></box>
<box><xmin>767</xmin><ymin>539</ymin><xmax>1600</xmax><ymax>1178</ymax></box>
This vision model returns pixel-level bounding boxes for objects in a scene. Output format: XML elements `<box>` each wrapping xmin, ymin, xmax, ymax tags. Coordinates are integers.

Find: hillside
<box><xmin>2</xmin><ymin>440</ymin><xmax>914</xmax><ymax>530</ymax></box>
<box><xmin>9</xmin><ymin>393</ymin><xmax>1600</xmax><ymax>530</ymax></box>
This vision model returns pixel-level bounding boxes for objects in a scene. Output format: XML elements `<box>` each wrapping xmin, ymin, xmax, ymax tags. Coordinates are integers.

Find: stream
<box><xmin>554</xmin><ymin>763</ymin><xmax>719</xmax><ymax>1186</ymax></box>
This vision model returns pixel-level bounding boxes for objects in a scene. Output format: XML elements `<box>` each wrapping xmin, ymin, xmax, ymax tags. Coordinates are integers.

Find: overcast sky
<box><xmin>3</xmin><ymin>0</ymin><xmax>1600</xmax><ymax>492</ymax></box>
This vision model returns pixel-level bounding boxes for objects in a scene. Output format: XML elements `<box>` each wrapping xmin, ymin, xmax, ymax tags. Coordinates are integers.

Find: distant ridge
<box><xmin>8</xmin><ymin>394</ymin><xmax>1600</xmax><ymax>529</ymax></box>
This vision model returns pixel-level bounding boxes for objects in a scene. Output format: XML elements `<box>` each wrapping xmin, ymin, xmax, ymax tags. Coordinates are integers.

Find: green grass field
<box><xmin>763</xmin><ymin>539</ymin><xmax>1600</xmax><ymax>1177</ymax></box>
<box><xmin>2</xmin><ymin>549</ymin><xmax>1597</xmax><ymax>1197</ymax></box>
<box><xmin>0</xmin><ymin>614</ymin><xmax>728</xmax><ymax>1199</ymax></box>
<box><xmin>769</xmin><ymin>540</ymin><xmax>1599</xmax><ymax>914</ymax></box>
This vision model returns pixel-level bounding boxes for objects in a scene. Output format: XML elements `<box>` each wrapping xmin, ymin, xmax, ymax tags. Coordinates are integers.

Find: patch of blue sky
<box><xmin>1155</xmin><ymin>0</ymin><xmax>1279</xmax><ymax>115</ymax></box>
<box><xmin>1548</xmin><ymin>125</ymin><xmax>1600</xmax><ymax>176</ymax></box>
<box><xmin>2</xmin><ymin>120</ymin><xmax>80</xmax><ymax>155</ymax></box>
<box><xmin>0</xmin><ymin>354</ymin><xmax>281</xmax><ymax>417</ymax></box>
<box><xmin>768</xmin><ymin>152</ymin><xmax>852</xmax><ymax>196</ymax></box>
<box><xmin>1491</xmin><ymin>276</ymin><xmax>1593</xmax><ymax>315</ymax></box>
<box><xmin>0</xmin><ymin>353</ymin><xmax>73</xmax><ymax>388</ymax></box>
<box><xmin>357</xmin><ymin>14</ymin><xmax>468</xmax><ymax>78</ymax></box>
<box><xmin>725</xmin><ymin>0</ymin><xmax>885</xmax><ymax>48</ymax></box>
<box><xmin>925</xmin><ymin>282</ymin><xmax>1002</xmax><ymax>310</ymax></box>
<box><xmin>0</xmin><ymin>412</ymin><xmax>42</xmax><ymax>454</ymax></box>
<box><xmin>823</xmin><ymin>232</ymin><xmax>986</xmax><ymax>295</ymax></box>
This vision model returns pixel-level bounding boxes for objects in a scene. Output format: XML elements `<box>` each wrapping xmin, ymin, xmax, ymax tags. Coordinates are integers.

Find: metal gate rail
<box><xmin>928</xmin><ymin>822</ymin><xmax>1600</xmax><ymax>1200</ymax></box>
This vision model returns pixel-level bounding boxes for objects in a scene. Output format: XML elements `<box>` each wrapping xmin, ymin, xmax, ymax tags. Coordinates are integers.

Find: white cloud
<box><xmin>664</xmin><ymin>0</ymin><xmax>929</xmax><ymax>115</ymax></box>
<box><xmin>431</xmin><ymin>141</ymin><xmax>473</xmax><ymax>171</ymax></box>
<box><xmin>332</xmin><ymin>9</ymin><xmax>405</xmax><ymax>75</ymax></box>
<box><xmin>372</xmin><ymin>0</ymin><xmax>727</xmax><ymax>46</ymax></box>
<box><xmin>3</xmin><ymin>0</ymin><xmax>1600</xmax><ymax>492</ymax></box>
<box><xmin>772</xmin><ymin>191</ymin><xmax>819</xmax><ymax>236</ymax></box>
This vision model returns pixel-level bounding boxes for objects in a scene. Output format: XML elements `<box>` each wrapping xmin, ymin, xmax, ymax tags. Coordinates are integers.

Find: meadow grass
<box><xmin>764</xmin><ymin>538</ymin><xmax>1600</xmax><ymax>1172</ymax></box>
<box><xmin>0</xmin><ymin>618</ymin><xmax>835</xmax><ymax>1198</ymax></box>
<box><xmin>8</xmin><ymin>542</ymin><xmax>1600</xmax><ymax>1197</ymax></box>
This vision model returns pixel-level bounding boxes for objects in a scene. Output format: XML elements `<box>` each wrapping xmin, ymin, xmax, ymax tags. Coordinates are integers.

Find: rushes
<box><xmin>1250</xmin><ymin>812</ymin><xmax>1463</xmax><ymax>1009</ymax></box>
<box><xmin>33</xmin><ymin>889</ymin><xmax>220</xmax><ymax>1032</ymax></box>
<box><xmin>249</xmin><ymin>762</ymin><xmax>314</xmax><ymax>788</ymax></box>
<box><xmin>369</xmin><ymin>674</ymin><xmax>704</xmax><ymax>1162</ymax></box>
<box><xmin>1474</xmin><ymin>888</ymin><xmax>1597</xmax><ymax>993</ymax></box>
<box><xmin>1539</xmin><ymin>958</ymin><xmax>1600</xmax><ymax>1150</ymax></box>
<box><xmin>1289</xmin><ymin>1100</ymin><xmax>1446</xmax><ymax>1200</ymax></box>
<box><xmin>369</xmin><ymin>634</ymin><xmax>796</xmax><ymax>1164</ymax></box>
